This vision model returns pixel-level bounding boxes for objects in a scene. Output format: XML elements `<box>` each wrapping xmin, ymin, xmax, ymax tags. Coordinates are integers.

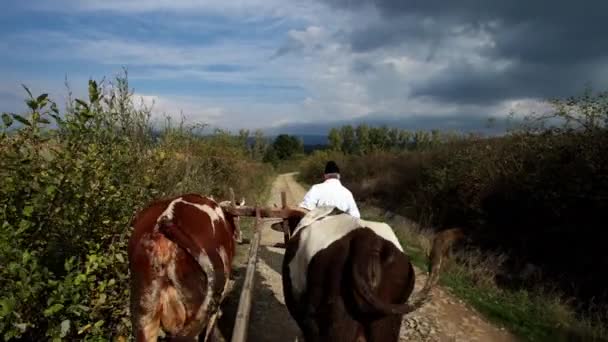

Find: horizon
<box><xmin>2</xmin><ymin>1</ymin><xmax>607</xmax><ymax>135</ymax></box>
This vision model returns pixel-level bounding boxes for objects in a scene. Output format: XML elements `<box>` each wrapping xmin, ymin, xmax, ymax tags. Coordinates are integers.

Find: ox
<box><xmin>128</xmin><ymin>193</ymin><xmax>243</xmax><ymax>342</ymax></box>
<box><xmin>281</xmin><ymin>207</ymin><xmax>463</xmax><ymax>342</ymax></box>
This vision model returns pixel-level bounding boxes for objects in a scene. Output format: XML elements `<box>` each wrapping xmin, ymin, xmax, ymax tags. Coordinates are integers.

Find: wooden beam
<box><xmin>281</xmin><ymin>191</ymin><xmax>291</xmax><ymax>244</ymax></box>
<box><xmin>222</xmin><ymin>206</ymin><xmax>305</xmax><ymax>219</ymax></box>
<box><xmin>228</xmin><ymin>187</ymin><xmax>243</xmax><ymax>243</ymax></box>
<box><xmin>230</xmin><ymin>207</ymin><xmax>262</xmax><ymax>342</ymax></box>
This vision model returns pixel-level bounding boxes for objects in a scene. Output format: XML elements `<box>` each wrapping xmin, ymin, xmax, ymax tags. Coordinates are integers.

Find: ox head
<box><xmin>218</xmin><ymin>196</ymin><xmax>246</xmax><ymax>244</ymax></box>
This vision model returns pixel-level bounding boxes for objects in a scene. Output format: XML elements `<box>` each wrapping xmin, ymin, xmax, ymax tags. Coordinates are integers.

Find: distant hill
<box><xmin>265</xmin><ymin>113</ymin><xmax>514</xmax><ymax>137</ymax></box>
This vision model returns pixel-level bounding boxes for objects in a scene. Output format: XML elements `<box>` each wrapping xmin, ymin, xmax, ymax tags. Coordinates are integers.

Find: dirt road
<box><xmin>219</xmin><ymin>173</ymin><xmax>517</xmax><ymax>342</ymax></box>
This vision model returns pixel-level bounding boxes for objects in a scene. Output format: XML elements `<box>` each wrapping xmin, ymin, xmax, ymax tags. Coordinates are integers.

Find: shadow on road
<box><xmin>217</xmin><ymin>248</ymin><xmax>300</xmax><ymax>342</ymax></box>
<box><xmin>258</xmin><ymin>246</ymin><xmax>286</xmax><ymax>276</ymax></box>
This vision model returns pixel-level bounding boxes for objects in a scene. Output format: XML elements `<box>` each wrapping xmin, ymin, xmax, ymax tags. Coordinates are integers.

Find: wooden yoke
<box><xmin>219</xmin><ymin>189</ymin><xmax>307</xmax><ymax>247</ymax></box>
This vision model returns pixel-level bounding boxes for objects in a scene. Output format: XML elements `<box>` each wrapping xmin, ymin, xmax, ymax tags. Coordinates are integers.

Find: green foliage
<box><xmin>323</xmin><ymin>124</ymin><xmax>461</xmax><ymax>155</ymax></box>
<box><xmin>297</xmin><ymin>149</ymin><xmax>348</xmax><ymax>184</ymax></box>
<box><xmin>270</xmin><ymin>134</ymin><xmax>304</xmax><ymax>161</ymax></box>
<box><xmin>327</xmin><ymin>128</ymin><xmax>342</xmax><ymax>151</ymax></box>
<box><xmin>0</xmin><ymin>73</ymin><xmax>273</xmax><ymax>341</ymax></box>
<box><xmin>250</xmin><ymin>129</ymin><xmax>270</xmax><ymax>161</ymax></box>
<box><xmin>514</xmin><ymin>87</ymin><xmax>608</xmax><ymax>133</ymax></box>
<box><xmin>263</xmin><ymin>145</ymin><xmax>280</xmax><ymax>166</ymax></box>
<box><xmin>340</xmin><ymin>125</ymin><xmax>355</xmax><ymax>154</ymax></box>
<box><xmin>298</xmin><ymin>88</ymin><xmax>608</xmax><ymax>340</ymax></box>
<box><xmin>354</xmin><ymin>124</ymin><xmax>370</xmax><ymax>154</ymax></box>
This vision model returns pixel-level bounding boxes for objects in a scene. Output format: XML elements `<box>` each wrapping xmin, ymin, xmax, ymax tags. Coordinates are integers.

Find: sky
<box><xmin>1</xmin><ymin>0</ymin><xmax>607</xmax><ymax>134</ymax></box>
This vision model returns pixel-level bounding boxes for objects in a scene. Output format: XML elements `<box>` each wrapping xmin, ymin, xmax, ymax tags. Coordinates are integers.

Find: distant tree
<box><xmin>387</xmin><ymin>128</ymin><xmax>400</xmax><ymax>150</ymax></box>
<box><xmin>377</xmin><ymin>126</ymin><xmax>390</xmax><ymax>150</ymax></box>
<box><xmin>238</xmin><ymin>129</ymin><xmax>250</xmax><ymax>149</ymax></box>
<box><xmin>340</xmin><ymin>125</ymin><xmax>355</xmax><ymax>154</ymax></box>
<box><xmin>328</xmin><ymin>128</ymin><xmax>343</xmax><ymax>151</ymax></box>
<box><xmin>252</xmin><ymin>129</ymin><xmax>268</xmax><ymax>161</ymax></box>
<box><xmin>411</xmin><ymin>131</ymin><xmax>421</xmax><ymax>150</ymax></box>
<box><xmin>430</xmin><ymin>129</ymin><xmax>441</xmax><ymax>147</ymax></box>
<box><xmin>263</xmin><ymin>145</ymin><xmax>279</xmax><ymax>166</ymax></box>
<box><xmin>412</xmin><ymin>130</ymin><xmax>432</xmax><ymax>150</ymax></box>
<box><xmin>369</xmin><ymin>126</ymin><xmax>387</xmax><ymax>151</ymax></box>
<box><xmin>272</xmin><ymin>134</ymin><xmax>303</xmax><ymax>160</ymax></box>
<box><xmin>398</xmin><ymin>130</ymin><xmax>412</xmax><ymax>150</ymax></box>
<box><xmin>355</xmin><ymin>124</ymin><xmax>370</xmax><ymax>154</ymax></box>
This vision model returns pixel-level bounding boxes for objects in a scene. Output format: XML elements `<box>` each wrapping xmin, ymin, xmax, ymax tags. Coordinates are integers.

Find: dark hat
<box><xmin>324</xmin><ymin>160</ymin><xmax>340</xmax><ymax>174</ymax></box>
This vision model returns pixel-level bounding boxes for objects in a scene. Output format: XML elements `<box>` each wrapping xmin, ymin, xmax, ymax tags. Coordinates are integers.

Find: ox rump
<box><xmin>128</xmin><ymin>193</ymin><xmax>243</xmax><ymax>342</ymax></box>
<box><xmin>281</xmin><ymin>206</ymin><xmax>462</xmax><ymax>342</ymax></box>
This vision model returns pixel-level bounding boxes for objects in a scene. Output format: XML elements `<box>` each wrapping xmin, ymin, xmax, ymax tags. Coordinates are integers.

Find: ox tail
<box><xmin>156</xmin><ymin>216</ymin><xmax>217</xmax><ymax>320</ymax></box>
<box><xmin>157</xmin><ymin>216</ymin><xmax>215</xmax><ymax>284</ymax></box>
<box><xmin>351</xmin><ymin>228</ymin><xmax>464</xmax><ymax>316</ymax></box>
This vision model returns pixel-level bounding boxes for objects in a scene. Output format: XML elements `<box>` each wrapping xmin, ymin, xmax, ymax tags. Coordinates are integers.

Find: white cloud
<box><xmin>135</xmin><ymin>93</ymin><xmax>225</xmax><ymax>125</ymax></box>
<box><xmin>26</xmin><ymin>0</ymin><xmax>328</xmax><ymax>24</ymax></box>
<box><xmin>130</xmin><ymin>92</ymin><xmax>303</xmax><ymax>131</ymax></box>
<box><xmin>7</xmin><ymin>30</ymin><xmax>273</xmax><ymax>68</ymax></box>
<box><xmin>2</xmin><ymin>0</ymin><xmax>561</xmax><ymax>133</ymax></box>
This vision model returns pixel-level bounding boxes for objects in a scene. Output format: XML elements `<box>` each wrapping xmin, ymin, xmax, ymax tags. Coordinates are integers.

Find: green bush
<box><xmin>0</xmin><ymin>74</ymin><xmax>273</xmax><ymax>341</ymax></box>
<box><xmin>297</xmin><ymin>149</ymin><xmax>348</xmax><ymax>185</ymax></box>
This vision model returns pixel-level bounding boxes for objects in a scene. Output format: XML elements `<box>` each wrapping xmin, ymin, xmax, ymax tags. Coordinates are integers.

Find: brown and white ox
<box><xmin>281</xmin><ymin>207</ymin><xmax>462</xmax><ymax>342</ymax></box>
<box><xmin>128</xmin><ymin>193</ymin><xmax>243</xmax><ymax>342</ymax></box>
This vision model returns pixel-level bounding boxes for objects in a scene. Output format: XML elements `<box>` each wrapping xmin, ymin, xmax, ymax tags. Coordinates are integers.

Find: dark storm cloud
<box><xmin>345</xmin><ymin>16</ymin><xmax>439</xmax><ymax>53</ymax></box>
<box><xmin>329</xmin><ymin>0</ymin><xmax>608</xmax><ymax>63</ymax></box>
<box><xmin>412</xmin><ymin>59</ymin><xmax>608</xmax><ymax>105</ymax></box>
<box><xmin>322</xmin><ymin>0</ymin><xmax>608</xmax><ymax>104</ymax></box>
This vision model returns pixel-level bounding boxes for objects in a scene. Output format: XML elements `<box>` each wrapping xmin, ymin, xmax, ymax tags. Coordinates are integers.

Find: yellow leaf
<box><xmin>78</xmin><ymin>323</ymin><xmax>92</xmax><ymax>334</ymax></box>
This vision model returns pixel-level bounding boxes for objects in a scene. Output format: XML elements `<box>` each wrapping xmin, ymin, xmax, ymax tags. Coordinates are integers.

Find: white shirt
<box><xmin>299</xmin><ymin>178</ymin><xmax>361</xmax><ymax>218</ymax></box>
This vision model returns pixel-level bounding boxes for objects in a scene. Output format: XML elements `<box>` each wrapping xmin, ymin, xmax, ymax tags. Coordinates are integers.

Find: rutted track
<box><xmin>218</xmin><ymin>173</ymin><xmax>517</xmax><ymax>342</ymax></box>
<box><xmin>217</xmin><ymin>173</ymin><xmax>302</xmax><ymax>341</ymax></box>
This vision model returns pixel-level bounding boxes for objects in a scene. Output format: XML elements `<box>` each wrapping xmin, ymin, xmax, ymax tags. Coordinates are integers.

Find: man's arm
<box><xmin>347</xmin><ymin>192</ymin><xmax>361</xmax><ymax>218</ymax></box>
<box><xmin>299</xmin><ymin>185</ymin><xmax>319</xmax><ymax>211</ymax></box>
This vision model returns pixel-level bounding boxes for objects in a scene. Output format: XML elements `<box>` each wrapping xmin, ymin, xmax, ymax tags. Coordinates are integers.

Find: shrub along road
<box><xmin>219</xmin><ymin>173</ymin><xmax>516</xmax><ymax>342</ymax></box>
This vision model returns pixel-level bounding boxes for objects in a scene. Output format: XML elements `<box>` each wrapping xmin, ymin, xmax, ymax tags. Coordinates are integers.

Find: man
<box><xmin>298</xmin><ymin>160</ymin><xmax>361</xmax><ymax>218</ymax></box>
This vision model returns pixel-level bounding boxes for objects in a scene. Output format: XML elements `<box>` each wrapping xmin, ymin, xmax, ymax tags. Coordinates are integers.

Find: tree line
<box><xmin>327</xmin><ymin>124</ymin><xmax>469</xmax><ymax>154</ymax></box>
<box><xmin>232</xmin><ymin>130</ymin><xmax>304</xmax><ymax>165</ymax></box>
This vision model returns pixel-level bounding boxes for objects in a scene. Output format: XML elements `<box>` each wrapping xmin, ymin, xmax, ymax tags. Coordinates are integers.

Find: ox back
<box><xmin>128</xmin><ymin>193</ymin><xmax>238</xmax><ymax>342</ymax></box>
<box><xmin>282</xmin><ymin>209</ymin><xmax>461</xmax><ymax>342</ymax></box>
